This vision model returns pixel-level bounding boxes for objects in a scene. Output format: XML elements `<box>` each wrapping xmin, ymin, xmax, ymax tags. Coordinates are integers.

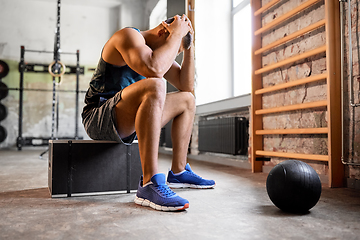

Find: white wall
<box><xmin>119</xmin><ymin>0</ymin><xmax>159</xmax><ymax>30</ymax></box>
<box><xmin>0</xmin><ymin>0</ymin><xmax>115</xmax><ymax>65</ymax></box>
<box><xmin>194</xmin><ymin>0</ymin><xmax>232</xmax><ymax>105</ymax></box>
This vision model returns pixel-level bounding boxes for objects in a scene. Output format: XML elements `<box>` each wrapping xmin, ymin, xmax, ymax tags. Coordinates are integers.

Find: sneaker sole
<box><xmin>134</xmin><ymin>196</ymin><xmax>189</xmax><ymax>212</ymax></box>
<box><xmin>167</xmin><ymin>182</ymin><xmax>215</xmax><ymax>189</ymax></box>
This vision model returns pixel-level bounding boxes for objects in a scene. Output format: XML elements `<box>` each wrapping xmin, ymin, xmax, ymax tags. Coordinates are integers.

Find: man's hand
<box><xmin>186</xmin><ymin>16</ymin><xmax>194</xmax><ymax>36</ymax></box>
<box><xmin>161</xmin><ymin>15</ymin><xmax>191</xmax><ymax>38</ymax></box>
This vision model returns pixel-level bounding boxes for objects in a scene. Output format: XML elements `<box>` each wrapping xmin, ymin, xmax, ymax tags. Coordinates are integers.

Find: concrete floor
<box><xmin>0</xmin><ymin>148</ymin><xmax>360</xmax><ymax>240</ymax></box>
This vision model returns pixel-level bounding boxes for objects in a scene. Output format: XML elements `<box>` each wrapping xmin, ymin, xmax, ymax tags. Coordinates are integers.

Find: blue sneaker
<box><xmin>134</xmin><ymin>173</ymin><xmax>189</xmax><ymax>211</ymax></box>
<box><xmin>167</xmin><ymin>163</ymin><xmax>216</xmax><ymax>189</ymax></box>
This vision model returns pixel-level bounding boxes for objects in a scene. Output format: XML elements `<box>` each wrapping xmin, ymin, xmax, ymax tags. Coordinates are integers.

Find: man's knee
<box><xmin>142</xmin><ymin>78</ymin><xmax>166</xmax><ymax>104</ymax></box>
<box><xmin>181</xmin><ymin>91</ymin><xmax>196</xmax><ymax>112</ymax></box>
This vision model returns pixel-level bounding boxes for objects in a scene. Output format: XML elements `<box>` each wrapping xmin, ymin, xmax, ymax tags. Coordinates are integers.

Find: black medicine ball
<box><xmin>266</xmin><ymin>160</ymin><xmax>322</xmax><ymax>213</ymax></box>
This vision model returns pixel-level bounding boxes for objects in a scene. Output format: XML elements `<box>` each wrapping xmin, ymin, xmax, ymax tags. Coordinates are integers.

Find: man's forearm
<box><xmin>179</xmin><ymin>45</ymin><xmax>195</xmax><ymax>92</ymax></box>
<box><xmin>147</xmin><ymin>34</ymin><xmax>183</xmax><ymax>78</ymax></box>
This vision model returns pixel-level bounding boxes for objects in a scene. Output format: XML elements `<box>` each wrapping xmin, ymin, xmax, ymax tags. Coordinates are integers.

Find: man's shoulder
<box><xmin>125</xmin><ymin>27</ymin><xmax>141</xmax><ymax>33</ymax></box>
<box><xmin>110</xmin><ymin>28</ymin><xmax>144</xmax><ymax>46</ymax></box>
<box><xmin>114</xmin><ymin>27</ymin><xmax>142</xmax><ymax>38</ymax></box>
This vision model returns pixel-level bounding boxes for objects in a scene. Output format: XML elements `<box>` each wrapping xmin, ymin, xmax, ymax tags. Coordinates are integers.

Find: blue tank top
<box><xmin>83</xmin><ymin>28</ymin><xmax>146</xmax><ymax>116</ymax></box>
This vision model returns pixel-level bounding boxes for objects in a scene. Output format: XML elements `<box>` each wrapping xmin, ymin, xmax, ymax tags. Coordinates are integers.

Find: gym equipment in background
<box><xmin>17</xmin><ymin>0</ymin><xmax>85</xmax><ymax>150</ymax></box>
<box><xmin>0</xmin><ymin>60</ymin><xmax>9</xmax><ymax>79</ymax></box>
<box><xmin>266</xmin><ymin>160</ymin><xmax>322</xmax><ymax>213</ymax></box>
<box><xmin>0</xmin><ymin>103</ymin><xmax>7</xmax><ymax>122</ymax></box>
<box><xmin>0</xmin><ymin>125</ymin><xmax>6</xmax><ymax>143</ymax></box>
<box><xmin>0</xmin><ymin>60</ymin><xmax>9</xmax><ymax>143</ymax></box>
<box><xmin>48</xmin><ymin>60</ymin><xmax>66</xmax><ymax>79</ymax></box>
<box><xmin>17</xmin><ymin>47</ymin><xmax>84</xmax><ymax>150</ymax></box>
<box><xmin>0</xmin><ymin>81</ymin><xmax>8</xmax><ymax>100</ymax></box>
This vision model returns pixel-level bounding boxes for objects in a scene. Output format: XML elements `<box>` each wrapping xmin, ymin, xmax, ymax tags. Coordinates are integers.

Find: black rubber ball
<box><xmin>266</xmin><ymin>160</ymin><xmax>322</xmax><ymax>213</ymax></box>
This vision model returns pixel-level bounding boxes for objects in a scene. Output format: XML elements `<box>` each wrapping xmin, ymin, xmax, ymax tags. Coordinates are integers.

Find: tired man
<box><xmin>82</xmin><ymin>15</ymin><xmax>215</xmax><ymax>211</ymax></box>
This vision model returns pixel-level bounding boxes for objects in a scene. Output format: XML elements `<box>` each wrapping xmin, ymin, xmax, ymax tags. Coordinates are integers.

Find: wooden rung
<box><xmin>254</xmin><ymin>0</ymin><xmax>281</xmax><ymax>16</ymax></box>
<box><xmin>256</xmin><ymin>150</ymin><xmax>329</xmax><ymax>161</ymax></box>
<box><xmin>255</xmin><ymin>45</ymin><xmax>326</xmax><ymax>75</ymax></box>
<box><xmin>255</xmin><ymin>73</ymin><xmax>327</xmax><ymax>95</ymax></box>
<box><xmin>256</xmin><ymin>127</ymin><xmax>328</xmax><ymax>135</ymax></box>
<box><xmin>255</xmin><ymin>100</ymin><xmax>327</xmax><ymax>115</ymax></box>
<box><xmin>255</xmin><ymin>0</ymin><xmax>321</xmax><ymax>36</ymax></box>
<box><xmin>255</xmin><ymin>19</ymin><xmax>326</xmax><ymax>55</ymax></box>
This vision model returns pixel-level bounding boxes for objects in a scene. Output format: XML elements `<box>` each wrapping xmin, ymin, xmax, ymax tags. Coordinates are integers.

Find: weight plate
<box><xmin>0</xmin><ymin>60</ymin><xmax>9</xmax><ymax>79</ymax></box>
<box><xmin>0</xmin><ymin>103</ymin><xmax>7</xmax><ymax>121</ymax></box>
<box><xmin>0</xmin><ymin>125</ymin><xmax>7</xmax><ymax>143</ymax></box>
<box><xmin>0</xmin><ymin>81</ymin><xmax>8</xmax><ymax>100</ymax></box>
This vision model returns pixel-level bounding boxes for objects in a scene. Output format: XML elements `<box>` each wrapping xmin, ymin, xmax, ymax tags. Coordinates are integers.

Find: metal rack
<box><xmin>251</xmin><ymin>0</ymin><xmax>343</xmax><ymax>187</ymax></box>
<box><xmin>16</xmin><ymin>0</ymin><xmax>86</xmax><ymax>151</ymax></box>
<box><xmin>17</xmin><ymin>46</ymin><xmax>85</xmax><ymax>150</ymax></box>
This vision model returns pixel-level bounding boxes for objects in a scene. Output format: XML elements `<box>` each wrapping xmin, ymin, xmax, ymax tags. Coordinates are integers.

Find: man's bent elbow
<box><xmin>145</xmin><ymin>68</ymin><xmax>165</xmax><ymax>79</ymax></box>
<box><xmin>178</xmin><ymin>85</ymin><xmax>194</xmax><ymax>93</ymax></box>
<box><xmin>181</xmin><ymin>88</ymin><xmax>194</xmax><ymax>93</ymax></box>
<box><xmin>145</xmin><ymin>62</ymin><xmax>169</xmax><ymax>78</ymax></box>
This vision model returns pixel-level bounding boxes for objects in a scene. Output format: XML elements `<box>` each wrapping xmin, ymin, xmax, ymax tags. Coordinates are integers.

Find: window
<box><xmin>193</xmin><ymin>0</ymin><xmax>251</xmax><ymax>105</ymax></box>
<box><xmin>232</xmin><ymin>0</ymin><xmax>251</xmax><ymax>96</ymax></box>
<box><xmin>194</xmin><ymin>0</ymin><xmax>232</xmax><ymax>105</ymax></box>
<box><xmin>233</xmin><ymin>0</ymin><xmax>246</xmax><ymax>8</ymax></box>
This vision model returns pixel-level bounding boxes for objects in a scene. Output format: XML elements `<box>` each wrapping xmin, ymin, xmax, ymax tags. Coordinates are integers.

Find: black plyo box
<box><xmin>48</xmin><ymin>140</ymin><xmax>142</xmax><ymax>197</ymax></box>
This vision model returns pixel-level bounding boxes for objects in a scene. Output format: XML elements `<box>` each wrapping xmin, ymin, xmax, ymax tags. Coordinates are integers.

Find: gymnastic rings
<box><xmin>48</xmin><ymin>60</ymin><xmax>66</xmax><ymax>84</ymax></box>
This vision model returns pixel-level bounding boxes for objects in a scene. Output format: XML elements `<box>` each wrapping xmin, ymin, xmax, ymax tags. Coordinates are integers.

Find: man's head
<box><xmin>163</xmin><ymin>17</ymin><xmax>193</xmax><ymax>51</ymax></box>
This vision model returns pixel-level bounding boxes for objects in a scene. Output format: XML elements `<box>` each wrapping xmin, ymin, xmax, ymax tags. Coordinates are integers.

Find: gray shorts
<box><xmin>82</xmin><ymin>90</ymin><xmax>136</xmax><ymax>145</ymax></box>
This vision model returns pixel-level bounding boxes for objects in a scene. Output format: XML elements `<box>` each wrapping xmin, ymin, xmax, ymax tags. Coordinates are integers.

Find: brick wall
<box><xmin>191</xmin><ymin>0</ymin><xmax>360</xmax><ymax>185</ymax></box>
<box><xmin>343</xmin><ymin>0</ymin><xmax>360</xmax><ymax>181</ymax></box>
<box><xmin>260</xmin><ymin>0</ymin><xmax>328</xmax><ymax>175</ymax></box>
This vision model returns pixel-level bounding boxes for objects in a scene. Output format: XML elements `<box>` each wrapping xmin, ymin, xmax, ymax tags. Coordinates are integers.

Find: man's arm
<box><xmin>164</xmin><ymin>15</ymin><xmax>195</xmax><ymax>92</ymax></box>
<box><xmin>109</xmin><ymin>28</ymin><xmax>180</xmax><ymax>78</ymax></box>
<box><xmin>109</xmin><ymin>16</ymin><xmax>190</xmax><ymax>78</ymax></box>
<box><xmin>164</xmin><ymin>44</ymin><xmax>195</xmax><ymax>92</ymax></box>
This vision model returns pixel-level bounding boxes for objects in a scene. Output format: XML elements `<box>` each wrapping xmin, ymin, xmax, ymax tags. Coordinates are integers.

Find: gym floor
<box><xmin>0</xmin><ymin>148</ymin><xmax>359</xmax><ymax>240</ymax></box>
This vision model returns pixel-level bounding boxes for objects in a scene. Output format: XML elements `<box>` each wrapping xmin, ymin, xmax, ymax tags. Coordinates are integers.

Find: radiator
<box><xmin>198</xmin><ymin>117</ymin><xmax>248</xmax><ymax>155</ymax></box>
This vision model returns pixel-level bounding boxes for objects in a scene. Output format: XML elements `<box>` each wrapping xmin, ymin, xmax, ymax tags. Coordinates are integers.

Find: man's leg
<box><xmin>114</xmin><ymin>77</ymin><xmax>166</xmax><ymax>185</ymax></box>
<box><xmin>162</xmin><ymin>92</ymin><xmax>215</xmax><ymax>189</ymax></box>
<box><xmin>114</xmin><ymin>77</ymin><xmax>205</xmax><ymax>184</ymax></box>
<box><xmin>114</xmin><ymin>78</ymin><xmax>193</xmax><ymax>211</ymax></box>
<box><xmin>161</xmin><ymin>91</ymin><xmax>196</xmax><ymax>173</ymax></box>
